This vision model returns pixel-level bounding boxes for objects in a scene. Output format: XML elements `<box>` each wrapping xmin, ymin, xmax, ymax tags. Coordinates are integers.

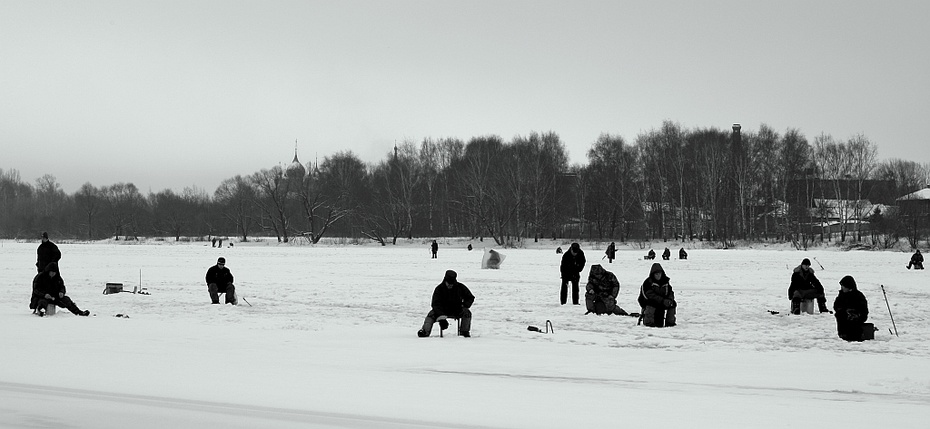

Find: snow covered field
<box><xmin>1</xmin><ymin>240</ymin><xmax>928</xmax><ymax>428</ymax></box>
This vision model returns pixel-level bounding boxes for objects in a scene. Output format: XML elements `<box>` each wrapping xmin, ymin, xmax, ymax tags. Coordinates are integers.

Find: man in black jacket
<box><xmin>417</xmin><ymin>270</ymin><xmax>475</xmax><ymax>337</ymax></box>
<box><xmin>907</xmin><ymin>250</ymin><xmax>924</xmax><ymax>270</ymax></box>
<box><xmin>205</xmin><ymin>257</ymin><xmax>237</xmax><ymax>305</ymax></box>
<box><xmin>559</xmin><ymin>243</ymin><xmax>586</xmax><ymax>305</ymax></box>
<box><xmin>36</xmin><ymin>231</ymin><xmax>61</xmax><ymax>273</ymax></box>
<box><xmin>31</xmin><ymin>262</ymin><xmax>90</xmax><ymax>317</ymax></box>
<box><xmin>788</xmin><ymin>258</ymin><xmax>829</xmax><ymax>314</ymax></box>
<box><xmin>833</xmin><ymin>276</ymin><xmax>869</xmax><ymax>342</ymax></box>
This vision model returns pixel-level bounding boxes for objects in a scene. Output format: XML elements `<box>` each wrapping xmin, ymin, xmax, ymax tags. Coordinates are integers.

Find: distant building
<box><xmin>285</xmin><ymin>141</ymin><xmax>306</xmax><ymax>180</ymax></box>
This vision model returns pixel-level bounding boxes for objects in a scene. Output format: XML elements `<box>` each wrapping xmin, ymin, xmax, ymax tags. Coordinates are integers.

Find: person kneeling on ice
<box><xmin>205</xmin><ymin>257</ymin><xmax>237</xmax><ymax>305</ymax></box>
<box><xmin>833</xmin><ymin>276</ymin><xmax>869</xmax><ymax>342</ymax></box>
<box><xmin>788</xmin><ymin>258</ymin><xmax>829</xmax><ymax>314</ymax></box>
<box><xmin>417</xmin><ymin>270</ymin><xmax>474</xmax><ymax>338</ymax></box>
<box><xmin>907</xmin><ymin>249</ymin><xmax>923</xmax><ymax>270</ymax></box>
<box><xmin>638</xmin><ymin>263</ymin><xmax>676</xmax><ymax>327</ymax></box>
<box><xmin>31</xmin><ymin>262</ymin><xmax>90</xmax><ymax>317</ymax></box>
<box><xmin>584</xmin><ymin>264</ymin><xmax>628</xmax><ymax>316</ymax></box>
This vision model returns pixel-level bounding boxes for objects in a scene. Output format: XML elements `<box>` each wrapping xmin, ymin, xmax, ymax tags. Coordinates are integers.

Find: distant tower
<box><xmin>286</xmin><ymin>139</ymin><xmax>306</xmax><ymax>180</ymax></box>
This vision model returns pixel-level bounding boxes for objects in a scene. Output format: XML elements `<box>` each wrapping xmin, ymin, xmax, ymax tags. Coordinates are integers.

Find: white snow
<box><xmin>2</xmin><ymin>240</ymin><xmax>928</xmax><ymax>428</ymax></box>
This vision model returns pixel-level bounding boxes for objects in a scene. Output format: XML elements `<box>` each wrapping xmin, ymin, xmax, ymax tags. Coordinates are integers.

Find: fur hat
<box><xmin>443</xmin><ymin>270</ymin><xmax>457</xmax><ymax>283</ymax></box>
<box><xmin>839</xmin><ymin>275</ymin><xmax>857</xmax><ymax>290</ymax></box>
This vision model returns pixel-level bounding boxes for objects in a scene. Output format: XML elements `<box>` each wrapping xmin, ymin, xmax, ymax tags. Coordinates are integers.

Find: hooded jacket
<box><xmin>639</xmin><ymin>263</ymin><xmax>675</xmax><ymax>309</ymax></box>
<box><xmin>585</xmin><ymin>264</ymin><xmax>621</xmax><ymax>314</ymax></box>
<box><xmin>31</xmin><ymin>262</ymin><xmax>66</xmax><ymax>309</ymax></box>
<box><xmin>36</xmin><ymin>240</ymin><xmax>61</xmax><ymax>270</ymax></box>
<box><xmin>560</xmin><ymin>246</ymin><xmax>586</xmax><ymax>281</ymax></box>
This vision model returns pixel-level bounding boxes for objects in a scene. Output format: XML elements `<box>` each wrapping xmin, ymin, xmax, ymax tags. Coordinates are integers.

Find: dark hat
<box><xmin>839</xmin><ymin>275</ymin><xmax>857</xmax><ymax>290</ymax></box>
<box><xmin>801</xmin><ymin>258</ymin><xmax>811</xmax><ymax>266</ymax></box>
<box><xmin>45</xmin><ymin>262</ymin><xmax>59</xmax><ymax>273</ymax></box>
<box><xmin>217</xmin><ymin>257</ymin><xmax>226</xmax><ymax>264</ymax></box>
<box><xmin>41</xmin><ymin>231</ymin><xmax>48</xmax><ymax>239</ymax></box>
<box><xmin>443</xmin><ymin>270</ymin><xmax>457</xmax><ymax>282</ymax></box>
<box><xmin>570</xmin><ymin>242</ymin><xmax>580</xmax><ymax>250</ymax></box>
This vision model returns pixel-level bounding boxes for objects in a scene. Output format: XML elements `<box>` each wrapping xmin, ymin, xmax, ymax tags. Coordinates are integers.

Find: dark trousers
<box><xmin>208</xmin><ymin>283</ymin><xmax>237</xmax><ymax>304</ymax></box>
<box><xmin>642</xmin><ymin>305</ymin><xmax>676</xmax><ymax>327</ymax></box>
<box><xmin>560</xmin><ymin>278</ymin><xmax>579</xmax><ymax>305</ymax></box>
<box><xmin>421</xmin><ymin>309</ymin><xmax>471</xmax><ymax>335</ymax></box>
<box><xmin>36</xmin><ymin>296</ymin><xmax>83</xmax><ymax>315</ymax></box>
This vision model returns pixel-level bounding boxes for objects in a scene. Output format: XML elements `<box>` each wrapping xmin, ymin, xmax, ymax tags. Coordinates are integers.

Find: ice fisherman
<box><xmin>645</xmin><ymin>249</ymin><xmax>656</xmax><ymax>260</ymax></box>
<box><xmin>638</xmin><ymin>263</ymin><xmax>677</xmax><ymax>327</ymax></box>
<box><xmin>430</xmin><ymin>240</ymin><xmax>439</xmax><ymax>259</ymax></box>
<box><xmin>417</xmin><ymin>270</ymin><xmax>474</xmax><ymax>338</ymax></box>
<box><xmin>584</xmin><ymin>264</ymin><xmax>628</xmax><ymax>316</ymax></box>
<box><xmin>605</xmin><ymin>242</ymin><xmax>616</xmax><ymax>263</ymax></box>
<box><xmin>205</xmin><ymin>257</ymin><xmax>237</xmax><ymax>305</ymax></box>
<box><xmin>31</xmin><ymin>262</ymin><xmax>90</xmax><ymax>317</ymax></box>
<box><xmin>907</xmin><ymin>249</ymin><xmax>923</xmax><ymax>270</ymax></box>
<box><xmin>679</xmin><ymin>248</ymin><xmax>688</xmax><ymax>260</ymax></box>
<box><xmin>559</xmin><ymin>242</ymin><xmax>586</xmax><ymax>305</ymax></box>
<box><xmin>662</xmin><ymin>247</ymin><xmax>671</xmax><ymax>260</ymax></box>
<box><xmin>787</xmin><ymin>258</ymin><xmax>829</xmax><ymax>314</ymax></box>
<box><xmin>36</xmin><ymin>231</ymin><xmax>61</xmax><ymax>273</ymax></box>
<box><xmin>833</xmin><ymin>275</ymin><xmax>869</xmax><ymax>342</ymax></box>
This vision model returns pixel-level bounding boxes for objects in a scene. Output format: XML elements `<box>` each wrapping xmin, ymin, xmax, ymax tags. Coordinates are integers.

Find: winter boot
<box><xmin>459</xmin><ymin>331</ymin><xmax>471</xmax><ymax>338</ymax></box>
<box><xmin>37</xmin><ymin>307</ymin><xmax>46</xmax><ymax>317</ymax></box>
<box><xmin>417</xmin><ymin>329</ymin><xmax>429</xmax><ymax>338</ymax></box>
<box><xmin>790</xmin><ymin>299</ymin><xmax>801</xmax><ymax>315</ymax></box>
<box><xmin>818</xmin><ymin>300</ymin><xmax>830</xmax><ymax>314</ymax></box>
<box><xmin>79</xmin><ymin>310</ymin><xmax>90</xmax><ymax>317</ymax></box>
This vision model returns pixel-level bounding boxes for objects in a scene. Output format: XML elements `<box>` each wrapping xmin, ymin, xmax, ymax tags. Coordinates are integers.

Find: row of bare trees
<box><xmin>2</xmin><ymin>124</ymin><xmax>928</xmax><ymax>246</ymax></box>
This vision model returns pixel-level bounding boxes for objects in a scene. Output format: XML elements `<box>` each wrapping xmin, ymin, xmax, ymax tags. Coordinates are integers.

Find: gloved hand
<box><xmin>846</xmin><ymin>310</ymin><xmax>859</xmax><ymax>321</ymax></box>
<box><xmin>438</xmin><ymin>319</ymin><xmax>450</xmax><ymax>330</ymax></box>
<box><xmin>663</xmin><ymin>299</ymin><xmax>676</xmax><ymax>309</ymax></box>
<box><xmin>58</xmin><ymin>292</ymin><xmax>64</xmax><ymax>298</ymax></box>
<box><xmin>44</xmin><ymin>294</ymin><xmax>54</xmax><ymax>300</ymax></box>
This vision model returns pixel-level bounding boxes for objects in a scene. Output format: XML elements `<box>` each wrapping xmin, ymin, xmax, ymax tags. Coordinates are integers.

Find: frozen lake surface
<box><xmin>2</xmin><ymin>240</ymin><xmax>928</xmax><ymax>428</ymax></box>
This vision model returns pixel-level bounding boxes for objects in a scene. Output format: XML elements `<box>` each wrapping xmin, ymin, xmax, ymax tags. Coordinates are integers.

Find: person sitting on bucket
<box><xmin>645</xmin><ymin>249</ymin><xmax>656</xmax><ymax>260</ymax></box>
<box><xmin>788</xmin><ymin>258</ymin><xmax>828</xmax><ymax>314</ymax></box>
<box><xmin>638</xmin><ymin>263</ymin><xmax>676</xmax><ymax>327</ymax></box>
<box><xmin>31</xmin><ymin>262</ymin><xmax>91</xmax><ymax>317</ymax></box>
<box><xmin>417</xmin><ymin>270</ymin><xmax>474</xmax><ymax>338</ymax></box>
<box><xmin>662</xmin><ymin>247</ymin><xmax>671</xmax><ymax>260</ymax></box>
<box><xmin>585</xmin><ymin>264</ymin><xmax>628</xmax><ymax>316</ymax></box>
<box><xmin>206</xmin><ymin>257</ymin><xmax>237</xmax><ymax>305</ymax></box>
<box><xmin>679</xmin><ymin>247</ymin><xmax>688</xmax><ymax>260</ymax></box>
<box><xmin>907</xmin><ymin>249</ymin><xmax>923</xmax><ymax>270</ymax></box>
<box><xmin>833</xmin><ymin>276</ymin><xmax>869</xmax><ymax>342</ymax></box>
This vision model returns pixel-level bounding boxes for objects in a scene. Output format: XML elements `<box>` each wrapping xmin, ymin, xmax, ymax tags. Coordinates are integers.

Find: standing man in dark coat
<box><xmin>205</xmin><ymin>257</ymin><xmax>237</xmax><ymax>305</ymax></box>
<box><xmin>418</xmin><ymin>270</ymin><xmax>475</xmax><ymax>337</ymax></box>
<box><xmin>605</xmin><ymin>242</ymin><xmax>616</xmax><ymax>263</ymax></box>
<box><xmin>638</xmin><ymin>263</ymin><xmax>676</xmax><ymax>327</ymax></box>
<box><xmin>833</xmin><ymin>276</ymin><xmax>869</xmax><ymax>342</ymax></box>
<box><xmin>36</xmin><ymin>231</ymin><xmax>61</xmax><ymax>273</ymax></box>
<box><xmin>430</xmin><ymin>240</ymin><xmax>439</xmax><ymax>259</ymax></box>
<box><xmin>788</xmin><ymin>258</ymin><xmax>828</xmax><ymax>314</ymax></box>
<box><xmin>31</xmin><ymin>262</ymin><xmax>90</xmax><ymax>316</ymax></box>
<box><xmin>559</xmin><ymin>242</ymin><xmax>586</xmax><ymax>305</ymax></box>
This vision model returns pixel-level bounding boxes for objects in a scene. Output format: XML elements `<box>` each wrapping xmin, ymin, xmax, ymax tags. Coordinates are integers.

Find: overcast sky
<box><xmin>2</xmin><ymin>0</ymin><xmax>928</xmax><ymax>194</ymax></box>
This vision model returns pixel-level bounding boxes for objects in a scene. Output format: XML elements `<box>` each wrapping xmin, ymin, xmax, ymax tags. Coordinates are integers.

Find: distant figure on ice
<box><xmin>833</xmin><ymin>276</ymin><xmax>869</xmax><ymax>342</ymax></box>
<box><xmin>907</xmin><ymin>249</ymin><xmax>923</xmax><ymax>270</ymax></box>
<box><xmin>36</xmin><ymin>231</ymin><xmax>61</xmax><ymax>273</ymax></box>
<box><xmin>430</xmin><ymin>240</ymin><xmax>439</xmax><ymax>259</ymax></box>
<box><xmin>638</xmin><ymin>263</ymin><xmax>676</xmax><ymax>327</ymax></box>
<box><xmin>467</xmin><ymin>243</ymin><xmax>473</xmax><ymax>251</ymax></box>
<box><xmin>662</xmin><ymin>247</ymin><xmax>671</xmax><ymax>260</ymax></box>
<box><xmin>585</xmin><ymin>264</ymin><xmax>628</xmax><ymax>316</ymax></box>
<box><xmin>205</xmin><ymin>257</ymin><xmax>237</xmax><ymax>305</ymax></box>
<box><xmin>559</xmin><ymin>243</ymin><xmax>586</xmax><ymax>305</ymax></box>
<box><xmin>218</xmin><ymin>238</ymin><xmax>223</xmax><ymax>248</ymax></box>
<box><xmin>788</xmin><ymin>258</ymin><xmax>828</xmax><ymax>314</ymax></box>
<box><xmin>556</xmin><ymin>246</ymin><xmax>563</xmax><ymax>254</ymax></box>
<box><xmin>417</xmin><ymin>270</ymin><xmax>474</xmax><ymax>338</ymax></box>
<box><xmin>644</xmin><ymin>249</ymin><xmax>656</xmax><ymax>260</ymax></box>
<box><xmin>679</xmin><ymin>248</ymin><xmax>688</xmax><ymax>260</ymax></box>
<box><xmin>211</xmin><ymin>237</ymin><xmax>217</xmax><ymax>248</ymax></box>
<box><xmin>31</xmin><ymin>262</ymin><xmax>90</xmax><ymax>317</ymax></box>
<box><xmin>605</xmin><ymin>242</ymin><xmax>616</xmax><ymax>263</ymax></box>
<box><xmin>481</xmin><ymin>248</ymin><xmax>505</xmax><ymax>269</ymax></box>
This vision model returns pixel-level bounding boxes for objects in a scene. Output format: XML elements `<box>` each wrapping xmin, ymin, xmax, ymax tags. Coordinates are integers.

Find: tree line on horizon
<box><xmin>2</xmin><ymin>121</ymin><xmax>929</xmax><ymax>247</ymax></box>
